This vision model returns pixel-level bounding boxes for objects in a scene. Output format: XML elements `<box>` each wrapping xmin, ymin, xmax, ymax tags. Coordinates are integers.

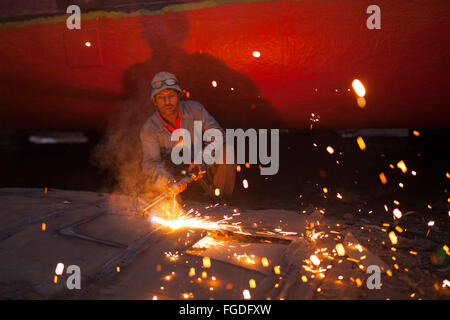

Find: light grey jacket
<box><xmin>140</xmin><ymin>100</ymin><xmax>222</xmax><ymax>182</ymax></box>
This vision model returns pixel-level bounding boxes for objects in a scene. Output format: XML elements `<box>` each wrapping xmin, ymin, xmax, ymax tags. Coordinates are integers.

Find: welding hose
<box><xmin>142</xmin><ymin>172</ymin><xmax>204</xmax><ymax>212</ymax></box>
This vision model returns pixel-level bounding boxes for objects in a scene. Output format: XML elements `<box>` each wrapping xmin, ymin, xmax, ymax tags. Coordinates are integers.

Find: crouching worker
<box><xmin>140</xmin><ymin>71</ymin><xmax>236</xmax><ymax>200</ymax></box>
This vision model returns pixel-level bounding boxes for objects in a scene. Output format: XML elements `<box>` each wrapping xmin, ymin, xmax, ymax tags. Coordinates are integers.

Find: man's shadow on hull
<box><xmin>94</xmin><ymin>11</ymin><xmax>284</xmax><ymax>197</ymax></box>
<box><xmin>123</xmin><ymin>11</ymin><xmax>284</xmax><ymax>127</ymax></box>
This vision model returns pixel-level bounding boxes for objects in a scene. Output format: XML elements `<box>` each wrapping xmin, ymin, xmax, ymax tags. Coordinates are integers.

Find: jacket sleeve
<box><xmin>140</xmin><ymin>124</ymin><xmax>172</xmax><ymax>184</ymax></box>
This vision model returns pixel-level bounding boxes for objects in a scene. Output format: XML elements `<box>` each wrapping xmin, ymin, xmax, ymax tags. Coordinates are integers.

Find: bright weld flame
<box><xmin>242</xmin><ymin>179</ymin><xmax>249</xmax><ymax>189</ymax></box>
<box><xmin>252</xmin><ymin>51</ymin><xmax>261</xmax><ymax>58</ymax></box>
<box><xmin>326</xmin><ymin>146</ymin><xmax>334</xmax><ymax>154</ymax></box>
<box><xmin>356</xmin><ymin>136</ymin><xmax>366</xmax><ymax>150</ymax></box>
<box><xmin>214</xmin><ymin>188</ymin><xmax>220</xmax><ymax>196</ymax></box>
<box><xmin>151</xmin><ymin>212</ymin><xmax>242</xmax><ymax>233</ymax></box>
<box><xmin>55</xmin><ymin>263</ymin><xmax>64</xmax><ymax>275</ymax></box>
<box><xmin>261</xmin><ymin>257</ymin><xmax>269</xmax><ymax>267</ymax></box>
<box><xmin>352</xmin><ymin>79</ymin><xmax>366</xmax><ymax>97</ymax></box>
<box><xmin>243</xmin><ymin>289</ymin><xmax>251</xmax><ymax>300</ymax></box>
<box><xmin>249</xmin><ymin>279</ymin><xmax>256</xmax><ymax>288</ymax></box>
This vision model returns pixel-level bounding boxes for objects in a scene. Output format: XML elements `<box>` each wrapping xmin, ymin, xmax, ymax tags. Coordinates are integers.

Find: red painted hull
<box><xmin>0</xmin><ymin>0</ymin><xmax>449</xmax><ymax>130</ymax></box>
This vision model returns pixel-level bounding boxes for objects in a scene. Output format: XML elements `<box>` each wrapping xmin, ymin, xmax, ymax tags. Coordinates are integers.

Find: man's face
<box><xmin>154</xmin><ymin>89</ymin><xmax>179</xmax><ymax>118</ymax></box>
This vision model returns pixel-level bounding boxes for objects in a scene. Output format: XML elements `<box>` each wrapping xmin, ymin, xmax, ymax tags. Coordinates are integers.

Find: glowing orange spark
<box><xmin>151</xmin><ymin>213</ymin><xmax>241</xmax><ymax>233</ymax></box>
<box><xmin>55</xmin><ymin>263</ymin><xmax>64</xmax><ymax>275</ymax></box>
<box><xmin>335</xmin><ymin>243</ymin><xmax>346</xmax><ymax>256</ymax></box>
<box><xmin>274</xmin><ymin>266</ymin><xmax>281</xmax><ymax>274</ymax></box>
<box><xmin>397</xmin><ymin>160</ymin><xmax>407</xmax><ymax>173</ymax></box>
<box><xmin>352</xmin><ymin>79</ymin><xmax>366</xmax><ymax>97</ymax></box>
<box><xmin>203</xmin><ymin>257</ymin><xmax>211</xmax><ymax>268</ymax></box>
<box><xmin>356</xmin><ymin>136</ymin><xmax>366</xmax><ymax>150</ymax></box>
<box><xmin>389</xmin><ymin>231</ymin><xmax>398</xmax><ymax>245</ymax></box>
<box><xmin>310</xmin><ymin>255</ymin><xmax>320</xmax><ymax>266</ymax></box>
<box><xmin>393</xmin><ymin>208</ymin><xmax>403</xmax><ymax>219</ymax></box>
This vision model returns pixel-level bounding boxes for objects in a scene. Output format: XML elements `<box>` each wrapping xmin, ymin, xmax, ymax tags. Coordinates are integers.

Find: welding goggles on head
<box><xmin>151</xmin><ymin>78</ymin><xmax>178</xmax><ymax>89</ymax></box>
